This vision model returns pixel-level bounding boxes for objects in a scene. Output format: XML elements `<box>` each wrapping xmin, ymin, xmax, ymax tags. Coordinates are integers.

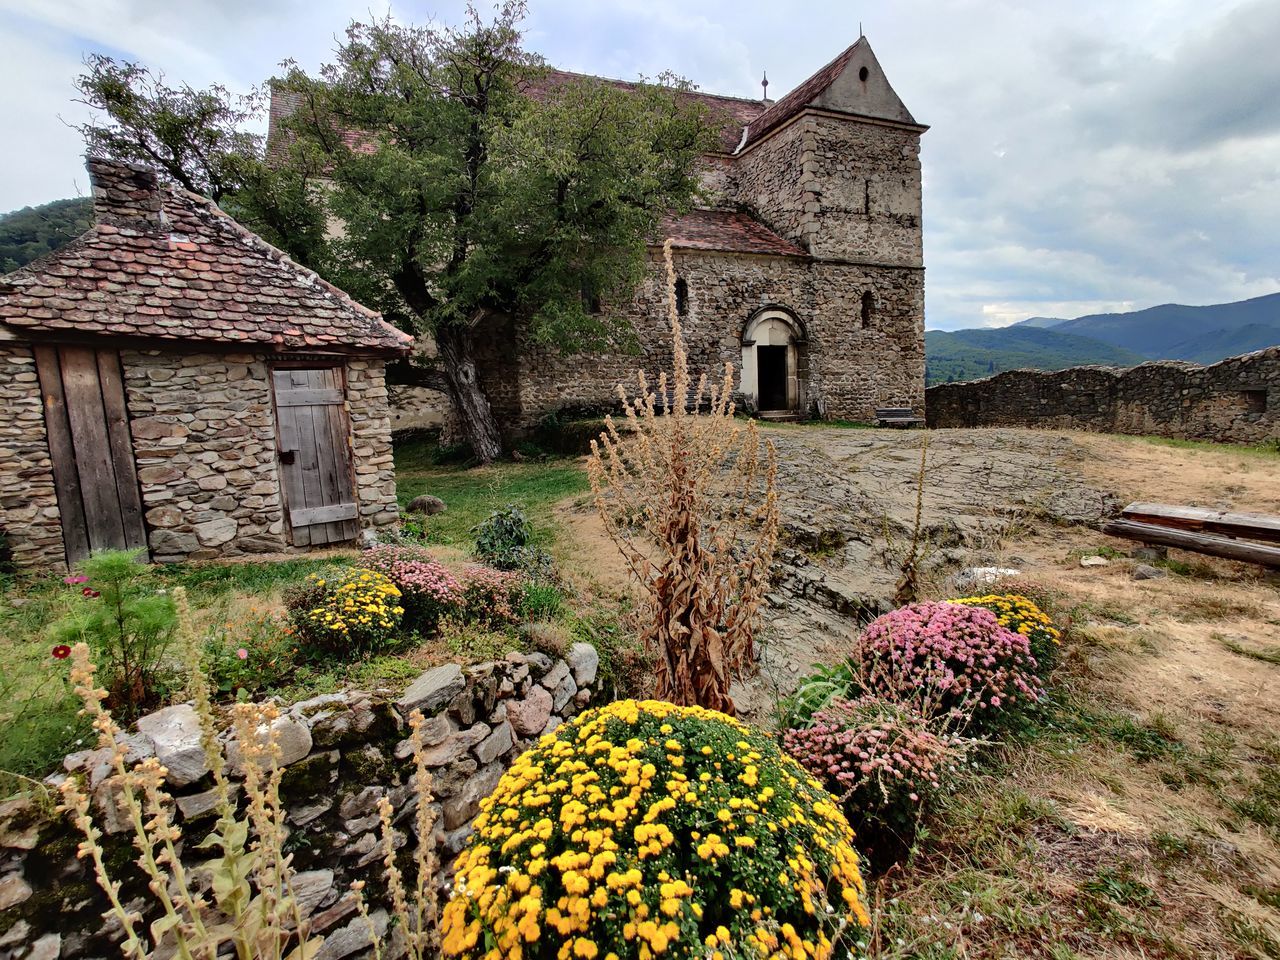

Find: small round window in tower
<box><xmin>858</xmin><ymin>66</ymin><xmax>869</xmax><ymax>82</ymax></box>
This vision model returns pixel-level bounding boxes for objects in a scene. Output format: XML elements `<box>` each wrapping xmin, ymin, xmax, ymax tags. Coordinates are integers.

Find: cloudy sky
<box><xmin>2</xmin><ymin>0</ymin><xmax>1278</xmax><ymax>330</ymax></box>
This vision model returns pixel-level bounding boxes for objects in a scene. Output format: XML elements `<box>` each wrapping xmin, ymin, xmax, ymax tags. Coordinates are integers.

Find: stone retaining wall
<box><xmin>925</xmin><ymin>347</ymin><xmax>1280</xmax><ymax>444</ymax></box>
<box><xmin>0</xmin><ymin>644</ymin><xmax>603</xmax><ymax>960</ymax></box>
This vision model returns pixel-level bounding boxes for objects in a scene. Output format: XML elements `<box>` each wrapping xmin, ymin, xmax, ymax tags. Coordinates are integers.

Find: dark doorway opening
<box><xmin>758</xmin><ymin>345</ymin><xmax>788</xmax><ymax>410</ymax></box>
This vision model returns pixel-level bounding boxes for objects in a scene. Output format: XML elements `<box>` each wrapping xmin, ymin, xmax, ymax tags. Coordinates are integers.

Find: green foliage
<box><xmin>776</xmin><ymin>660</ymin><xmax>857</xmax><ymax>730</ymax></box>
<box><xmin>0</xmin><ymin>197</ymin><xmax>93</xmax><ymax>273</ymax></box>
<box><xmin>473</xmin><ymin>503</ymin><xmax>552</xmax><ymax>573</ymax></box>
<box><xmin>518</xmin><ymin>579</ymin><xmax>564</xmax><ymax>621</ymax></box>
<box><xmin>50</xmin><ymin>550</ymin><xmax>177</xmax><ymax>716</ymax></box>
<box><xmin>203</xmin><ymin>612</ymin><xmax>297</xmax><ymax>698</ymax></box>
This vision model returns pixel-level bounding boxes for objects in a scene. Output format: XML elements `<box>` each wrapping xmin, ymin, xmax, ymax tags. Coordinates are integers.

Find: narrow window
<box><xmin>860</xmin><ymin>291</ymin><xmax>874</xmax><ymax>329</ymax></box>
<box><xmin>581</xmin><ymin>281</ymin><xmax>601</xmax><ymax>315</ymax></box>
<box><xmin>1242</xmin><ymin>389</ymin><xmax>1268</xmax><ymax>414</ymax></box>
<box><xmin>674</xmin><ymin>278</ymin><xmax>689</xmax><ymax>317</ymax></box>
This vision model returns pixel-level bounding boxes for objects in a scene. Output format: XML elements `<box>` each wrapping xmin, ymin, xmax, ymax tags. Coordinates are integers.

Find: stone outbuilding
<box><xmin>0</xmin><ymin>158</ymin><xmax>413</xmax><ymax>570</ymax></box>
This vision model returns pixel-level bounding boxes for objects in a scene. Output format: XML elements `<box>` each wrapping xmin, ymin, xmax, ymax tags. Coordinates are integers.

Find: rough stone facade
<box><xmin>0</xmin><ymin>644</ymin><xmax>604</xmax><ymax>960</ymax></box>
<box><xmin>0</xmin><ymin>342</ymin><xmax>63</xmax><ymax>569</ymax></box>
<box><xmin>925</xmin><ymin>347</ymin><xmax>1280</xmax><ymax>444</ymax></box>
<box><xmin>378</xmin><ymin>37</ymin><xmax>928</xmax><ymax>435</ymax></box>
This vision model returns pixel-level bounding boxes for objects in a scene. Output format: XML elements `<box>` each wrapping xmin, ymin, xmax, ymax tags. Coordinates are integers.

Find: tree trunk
<box><xmin>435</xmin><ymin>324</ymin><xmax>504</xmax><ymax>463</ymax></box>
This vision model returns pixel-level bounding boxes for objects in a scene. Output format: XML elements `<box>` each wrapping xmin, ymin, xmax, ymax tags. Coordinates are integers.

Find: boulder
<box><xmin>474</xmin><ymin>721</ymin><xmax>514</xmax><ymax>765</ymax></box>
<box><xmin>137</xmin><ymin>704</ymin><xmax>209</xmax><ymax>787</ymax></box>
<box><xmin>1080</xmin><ymin>555</ymin><xmax>1110</xmax><ymax>568</ymax></box>
<box><xmin>396</xmin><ymin>664</ymin><xmax>466</xmax><ymax>717</ymax></box>
<box><xmin>567</xmin><ymin>643</ymin><xmax>599</xmax><ymax>687</ymax></box>
<box><xmin>954</xmin><ymin>566</ymin><xmax>1021</xmax><ymax>593</ymax></box>
<box><xmin>406</xmin><ymin>494</ymin><xmax>447</xmax><ymax>515</ymax></box>
<box><xmin>1133</xmin><ymin>563</ymin><xmax>1166</xmax><ymax>581</ymax></box>
<box><xmin>507</xmin><ymin>685</ymin><xmax>553</xmax><ymax>737</ymax></box>
<box><xmin>226</xmin><ymin>715</ymin><xmax>312</xmax><ymax>774</ymax></box>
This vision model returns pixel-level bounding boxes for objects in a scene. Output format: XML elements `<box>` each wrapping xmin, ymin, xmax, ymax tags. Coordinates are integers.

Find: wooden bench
<box><xmin>1102</xmin><ymin>502</ymin><xmax>1280</xmax><ymax>568</ymax></box>
<box><xmin>875</xmin><ymin>407</ymin><xmax>925</xmax><ymax>428</ymax></box>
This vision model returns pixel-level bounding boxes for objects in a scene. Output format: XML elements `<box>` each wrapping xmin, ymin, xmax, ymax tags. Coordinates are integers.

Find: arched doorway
<box><xmin>741</xmin><ymin>309</ymin><xmax>805</xmax><ymax>413</ymax></box>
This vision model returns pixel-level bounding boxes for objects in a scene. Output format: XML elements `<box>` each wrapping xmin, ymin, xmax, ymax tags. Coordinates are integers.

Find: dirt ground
<box><xmin>559</xmin><ymin>425</ymin><xmax>1280</xmax><ymax>957</ymax></box>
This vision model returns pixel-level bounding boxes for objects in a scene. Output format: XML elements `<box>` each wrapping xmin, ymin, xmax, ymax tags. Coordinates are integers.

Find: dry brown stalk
<box><xmin>587</xmin><ymin>239</ymin><xmax>780</xmax><ymax>714</ymax></box>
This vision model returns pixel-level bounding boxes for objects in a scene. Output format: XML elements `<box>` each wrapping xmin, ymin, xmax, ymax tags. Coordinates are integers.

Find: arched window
<box><xmin>674</xmin><ymin>278</ymin><xmax>689</xmax><ymax>317</ymax></box>
<box><xmin>861</xmin><ymin>291</ymin><xmax>874</xmax><ymax>329</ymax></box>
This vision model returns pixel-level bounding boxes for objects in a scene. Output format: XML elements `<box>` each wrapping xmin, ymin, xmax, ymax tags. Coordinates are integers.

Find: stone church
<box><xmin>275</xmin><ymin>36</ymin><xmax>927</xmax><ymax>433</ymax></box>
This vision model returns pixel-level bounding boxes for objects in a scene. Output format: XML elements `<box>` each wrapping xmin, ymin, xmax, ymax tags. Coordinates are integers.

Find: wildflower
<box><xmin>51</xmin><ymin>644</ymin><xmax>71</xmax><ymax>660</ymax></box>
<box><xmin>236</xmin><ymin>648</ymin><xmax>249</xmax><ymax>660</ymax></box>
<box><xmin>63</xmin><ymin>574</ymin><xmax>88</xmax><ymax>585</ymax></box>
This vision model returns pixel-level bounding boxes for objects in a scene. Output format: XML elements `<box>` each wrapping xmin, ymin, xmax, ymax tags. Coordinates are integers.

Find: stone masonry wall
<box><xmin>121</xmin><ymin>350</ymin><xmax>398</xmax><ymax>564</ymax></box>
<box><xmin>0</xmin><ymin>644</ymin><xmax>604</xmax><ymax>960</ymax></box>
<box><xmin>122</xmin><ymin>350</ymin><xmax>290</xmax><ymax>560</ymax></box>
<box><xmin>511</xmin><ymin>249</ymin><xmax>924</xmax><ymax>427</ymax></box>
<box><xmin>0</xmin><ymin>341</ymin><xmax>64</xmax><ymax>569</ymax></box>
<box><xmin>925</xmin><ymin>347</ymin><xmax>1280</xmax><ymax>444</ymax></box>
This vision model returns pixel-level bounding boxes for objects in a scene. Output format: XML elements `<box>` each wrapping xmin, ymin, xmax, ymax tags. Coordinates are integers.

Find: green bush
<box><xmin>204</xmin><ymin>611</ymin><xmax>297</xmax><ymax>698</ymax></box>
<box><xmin>472</xmin><ymin>503</ymin><xmax>552</xmax><ymax>573</ymax></box>
<box><xmin>777</xmin><ymin>660</ymin><xmax>858</xmax><ymax>729</ymax></box>
<box><xmin>49</xmin><ymin>549</ymin><xmax>176</xmax><ymax>717</ymax></box>
<box><xmin>518</xmin><ymin>579</ymin><xmax>564</xmax><ymax>620</ymax></box>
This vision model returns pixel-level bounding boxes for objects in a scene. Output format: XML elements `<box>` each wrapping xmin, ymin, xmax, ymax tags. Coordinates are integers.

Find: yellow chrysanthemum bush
<box><xmin>285</xmin><ymin>568</ymin><xmax>405</xmax><ymax>658</ymax></box>
<box><xmin>441</xmin><ymin>699</ymin><xmax>869</xmax><ymax>960</ymax></box>
<box><xmin>949</xmin><ymin>593</ymin><xmax>1061</xmax><ymax>671</ymax></box>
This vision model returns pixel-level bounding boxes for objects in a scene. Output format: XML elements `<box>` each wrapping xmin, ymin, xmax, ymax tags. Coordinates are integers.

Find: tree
<box><xmin>74</xmin><ymin>56</ymin><xmax>330</xmax><ymax>269</ymax></box>
<box><xmin>0</xmin><ymin>197</ymin><xmax>93</xmax><ymax>272</ymax></box>
<box><xmin>275</xmin><ymin>3</ymin><xmax>714</xmax><ymax>461</ymax></box>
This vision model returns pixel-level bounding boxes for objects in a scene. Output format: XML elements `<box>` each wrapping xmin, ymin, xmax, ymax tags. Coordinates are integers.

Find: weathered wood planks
<box><xmin>1103</xmin><ymin>518</ymin><xmax>1280</xmax><ymax>568</ymax></box>
<box><xmin>1120</xmin><ymin>502</ymin><xmax>1280</xmax><ymax>545</ymax></box>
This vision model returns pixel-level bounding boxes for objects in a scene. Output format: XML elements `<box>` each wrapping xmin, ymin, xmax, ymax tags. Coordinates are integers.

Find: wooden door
<box><xmin>271</xmin><ymin>367</ymin><xmax>360</xmax><ymax>546</ymax></box>
<box><xmin>34</xmin><ymin>345</ymin><xmax>148</xmax><ymax>566</ymax></box>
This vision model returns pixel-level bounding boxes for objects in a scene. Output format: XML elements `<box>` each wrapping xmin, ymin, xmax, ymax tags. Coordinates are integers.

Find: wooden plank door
<box><xmin>34</xmin><ymin>345</ymin><xmax>148</xmax><ymax>566</ymax></box>
<box><xmin>271</xmin><ymin>367</ymin><xmax>360</xmax><ymax>546</ymax></box>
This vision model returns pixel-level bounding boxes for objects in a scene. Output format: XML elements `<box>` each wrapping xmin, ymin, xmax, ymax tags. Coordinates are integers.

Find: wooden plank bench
<box><xmin>1102</xmin><ymin>502</ymin><xmax>1280</xmax><ymax>568</ymax></box>
<box><xmin>875</xmin><ymin>407</ymin><xmax>925</xmax><ymax>428</ymax></box>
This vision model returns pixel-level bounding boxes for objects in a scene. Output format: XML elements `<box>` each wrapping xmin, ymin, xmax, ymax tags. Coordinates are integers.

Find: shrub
<box><xmin>473</xmin><ymin>503</ymin><xmax>551</xmax><ymax>573</ymax></box>
<box><xmin>855</xmin><ymin>601</ymin><xmax>1043</xmax><ymax>730</ymax></box>
<box><xmin>440</xmin><ymin>699</ymin><xmax>869</xmax><ymax>959</ymax></box>
<box><xmin>518</xmin><ymin>579</ymin><xmax>564</xmax><ymax>621</ymax></box>
<box><xmin>783</xmin><ymin>696</ymin><xmax>968</xmax><ymax>857</ymax></box>
<box><xmin>49</xmin><ymin>549</ymin><xmax>176</xmax><ymax>717</ymax></box>
<box><xmin>204</xmin><ymin>611</ymin><xmax>297</xmax><ymax>698</ymax></box>
<box><xmin>285</xmin><ymin>568</ymin><xmax>405</xmax><ymax>658</ymax></box>
<box><xmin>459</xmin><ymin>565</ymin><xmax>525</xmax><ymax>627</ymax></box>
<box><xmin>360</xmin><ymin>545</ymin><xmax>462</xmax><ymax>635</ymax></box>
<box><xmin>777</xmin><ymin>660</ymin><xmax>858</xmax><ymax>730</ymax></box>
<box><xmin>950</xmin><ymin>592</ymin><xmax>1061</xmax><ymax>670</ymax></box>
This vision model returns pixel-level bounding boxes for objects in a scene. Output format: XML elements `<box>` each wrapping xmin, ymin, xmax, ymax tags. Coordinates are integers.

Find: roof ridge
<box><xmin>544</xmin><ymin>67</ymin><xmax>767</xmax><ymax>106</ymax></box>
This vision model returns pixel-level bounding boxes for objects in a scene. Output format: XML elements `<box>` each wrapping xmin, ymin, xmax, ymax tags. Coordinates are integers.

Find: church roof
<box><xmin>0</xmin><ymin>159</ymin><xmax>412</xmax><ymax>355</ymax></box>
<box><xmin>661</xmin><ymin>210</ymin><xmax>807</xmax><ymax>258</ymax></box>
<box><xmin>741</xmin><ymin>37</ymin><xmax>922</xmax><ymax>149</ymax></box>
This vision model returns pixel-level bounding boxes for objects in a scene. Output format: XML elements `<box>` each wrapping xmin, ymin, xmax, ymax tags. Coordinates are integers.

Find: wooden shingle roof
<box><xmin>0</xmin><ymin>159</ymin><xmax>412</xmax><ymax>355</ymax></box>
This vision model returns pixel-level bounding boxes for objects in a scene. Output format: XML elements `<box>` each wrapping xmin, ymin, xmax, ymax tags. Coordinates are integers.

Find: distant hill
<box><xmin>1012</xmin><ymin>316</ymin><xmax>1067</xmax><ymax>329</ymax></box>
<box><xmin>925</xmin><ymin>327</ymin><xmax>1148</xmax><ymax>386</ymax></box>
<box><xmin>1049</xmin><ymin>292</ymin><xmax>1280</xmax><ymax>361</ymax></box>
<box><xmin>0</xmin><ymin>197</ymin><xmax>93</xmax><ymax>274</ymax></box>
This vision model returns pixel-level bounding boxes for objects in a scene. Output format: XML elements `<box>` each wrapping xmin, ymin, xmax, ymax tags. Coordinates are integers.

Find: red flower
<box><xmin>82</xmin><ymin>587</ymin><xmax>100</xmax><ymax>598</ymax></box>
<box><xmin>52</xmin><ymin>645</ymin><xmax>71</xmax><ymax>660</ymax></box>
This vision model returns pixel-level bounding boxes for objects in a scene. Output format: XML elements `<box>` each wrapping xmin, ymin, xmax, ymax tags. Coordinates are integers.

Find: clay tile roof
<box><xmin>0</xmin><ymin>160</ymin><xmax>412</xmax><ymax>355</ymax></box>
<box><xmin>660</xmin><ymin>209</ymin><xmax>807</xmax><ymax>258</ymax></box>
<box><xmin>742</xmin><ymin>40</ymin><xmax>864</xmax><ymax>149</ymax></box>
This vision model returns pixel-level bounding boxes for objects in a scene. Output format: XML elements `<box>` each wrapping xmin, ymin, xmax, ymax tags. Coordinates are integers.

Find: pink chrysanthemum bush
<box><xmin>460</xmin><ymin>564</ymin><xmax>526</xmax><ymax>627</ymax></box>
<box><xmin>782</xmin><ymin>696</ymin><xmax>968</xmax><ymax>862</ymax></box>
<box><xmin>360</xmin><ymin>545</ymin><xmax>463</xmax><ymax>635</ymax></box>
<box><xmin>441</xmin><ymin>700</ymin><xmax>870</xmax><ymax>960</ymax></box>
<box><xmin>855</xmin><ymin>601</ymin><xmax>1043</xmax><ymax>731</ymax></box>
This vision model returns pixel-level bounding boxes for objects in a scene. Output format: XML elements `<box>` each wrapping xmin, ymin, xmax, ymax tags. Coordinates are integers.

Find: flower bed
<box><xmin>441</xmin><ymin>699</ymin><xmax>869</xmax><ymax>959</ymax></box>
<box><xmin>359</xmin><ymin>545</ymin><xmax>462</xmax><ymax>634</ymax></box>
<box><xmin>949</xmin><ymin>593</ymin><xmax>1061</xmax><ymax>668</ymax></box>
<box><xmin>286</xmin><ymin>568</ymin><xmax>404</xmax><ymax>656</ymax></box>
<box><xmin>855</xmin><ymin>601</ymin><xmax>1043</xmax><ymax>729</ymax></box>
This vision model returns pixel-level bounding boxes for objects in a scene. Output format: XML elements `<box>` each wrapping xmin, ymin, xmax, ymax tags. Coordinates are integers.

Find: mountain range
<box><xmin>927</xmin><ymin>292</ymin><xmax>1280</xmax><ymax>385</ymax></box>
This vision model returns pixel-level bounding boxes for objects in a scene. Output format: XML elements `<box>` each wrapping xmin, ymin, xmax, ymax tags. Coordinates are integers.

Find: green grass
<box><xmin>394</xmin><ymin>437</ymin><xmax>589</xmax><ymax>549</ymax></box>
<box><xmin>1216</xmin><ymin>634</ymin><xmax>1280</xmax><ymax>666</ymax></box>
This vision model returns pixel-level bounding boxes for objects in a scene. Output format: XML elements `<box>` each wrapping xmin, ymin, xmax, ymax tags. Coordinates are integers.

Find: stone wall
<box><xmin>0</xmin><ymin>342</ymin><xmax>64</xmax><ymax>569</ymax></box>
<box><xmin>0</xmin><ymin>346</ymin><xmax>400</xmax><ymax>571</ymax></box>
<box><xmin>510</xmin><ymin>248</ymin><xmax>924</xmax><ymax>427</ymax></box>
<box><xmin>925</xmin><ymin>347</ymin><xmax>1280</xmax><ymax>444</ymax></box>
<box><xmin>0</xmin><ymin>644</ymin><xmax>604</xmax><ymax>960</ymax></box>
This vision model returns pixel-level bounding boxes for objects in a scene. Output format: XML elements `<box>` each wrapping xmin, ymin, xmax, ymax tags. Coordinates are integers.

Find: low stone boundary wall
<box><xmin>925</xmin><ymin>347</ymin><xmax>1279</xmax><ymax>443</ymax></box>
<box><xmin>0</xmin><ymin>644</ymin><xmax>602</xmax><ymax>960</ymax></box>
